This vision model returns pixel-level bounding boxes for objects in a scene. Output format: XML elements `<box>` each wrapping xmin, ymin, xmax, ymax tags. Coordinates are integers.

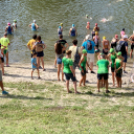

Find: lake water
<box><xmin>0</xmin><ymin>0</ymin><xmax>134</xmax><ymax>63</ymax></box>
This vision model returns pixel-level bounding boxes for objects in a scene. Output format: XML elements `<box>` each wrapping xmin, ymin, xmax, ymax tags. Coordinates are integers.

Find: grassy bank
<box><xmin>0</xmin><ymin>82</ymin><xmax>134</xmax><ymax>134</ymax></box>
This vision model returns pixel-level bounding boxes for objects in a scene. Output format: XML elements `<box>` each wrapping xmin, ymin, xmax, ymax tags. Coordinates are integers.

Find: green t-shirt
<box><xmin>62</xmin><ymin>57</ymin><xmax>73</xmax><ymax>73</ymax></box>
<box><xmin>111</xmin><ymin>54</ymin><xmax>116</xmax><ymax>68</ymax></box>
<box><xmin>0</xmin><ymin>37</ymin><xmax>10</xmax><ymax>50</ymax></box>
<box><xmin>97</xmin><ymin>59</ymin><xmax>109</xmax><ymax>74</ymax></box>
<box><xmin>115</xmin><ymin>58</ymin><xmax>122</xmax><ymax>73</ymax></box>
<box><xmin>80</xmin><ymin>56</ymin><xmax>87</xmax><ymax>71</ymax></box>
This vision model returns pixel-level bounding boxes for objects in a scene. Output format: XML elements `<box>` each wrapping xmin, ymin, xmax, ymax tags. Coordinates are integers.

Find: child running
<box><xmin>31</xmin><ymin>52</ymin><xmax>40</xmax><ymax>79</ymax></box>
<box><xmin>79</xmin><ymin>49</ymin><xmax>91</xmax><ymax>87</ymax></box>
<box><xmin>115</xmin><ymin>52</ymin><xmax>123</xmax><ymax>88</ymax></box>
<box><xmin>108</xmin><ymin>48</ymin><xmax>117</xmax><ymax>87</ymax></box>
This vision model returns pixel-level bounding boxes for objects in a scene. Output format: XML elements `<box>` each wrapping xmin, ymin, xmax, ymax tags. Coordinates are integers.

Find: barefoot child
<box><xmin>31</xmin><ymin>52</ymin><xmax>40</xmax><ymax>79</ymax></box>
<box><xmin>115</xmin><ymin>52</ymin><xmax>123</xmax><ymax>88</ymax></box>
<box><xmin>79</xmin><ymin>49</ymin><xmax>91</xmax><ymax>87</ymax></box>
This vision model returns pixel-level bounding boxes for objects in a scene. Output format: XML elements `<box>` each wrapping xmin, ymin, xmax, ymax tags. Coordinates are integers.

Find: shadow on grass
<box><xmin>0</xmin><ymin>94</ymin><xmax>53</xmax><ymax>100</ymax></box>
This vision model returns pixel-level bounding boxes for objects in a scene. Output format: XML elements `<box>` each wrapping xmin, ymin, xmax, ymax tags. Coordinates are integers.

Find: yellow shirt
<box><xmin>27</xmin><ymin>39</ymin><xmax>36</xmax><ymax>53</ymax></box>
<box><xmin>69</xmin><ymin>46</ymin><xmax>80</xmax><ymax>62</ymax></box>
<box><xmin>0</xmin><ymin>37</ymin><xmax>10</xmax><ymax>50</ymax></box>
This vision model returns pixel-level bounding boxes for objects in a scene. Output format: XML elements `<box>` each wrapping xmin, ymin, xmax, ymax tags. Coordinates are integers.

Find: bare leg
<box><xmin>130</xmin><ymin>49</ymin><xmax>133</xmax><ymax>58</ymax></box>
<box><xmin>73</xmin><ymin>81</ymin><xmax>77</xmax><ymax>93</ymax></box>
<box><xmin>61</xmin><ymin>69</ymin><xmax>64</xmax><ymax>81</ymax></box>
<box><xmin>31</xmin><ymin>70</ymin><xmax>34</xmax><ymax>79</ymax></box>
<box><xmin>97</xmin><ymin>79</ymin><xmax>101</xmax><ymax>92</ymax></box>
<box><xmin>123</xmin><ymin>62</ymin><xmax>126</xmax><ymax>71</ymax></box>
<box><xmin>37</xmin><ymin>69</ymin><xmax>40</xmax><ymax>78</ymax></box>
<box><xmin>41</xmin><ymin>57</ymin><xmax>44</xmax><ymax>70</ymax></box>
<box><xmin>54</xmin><ymin>55</ymin><xmax>57</xmax><ymax>67</ymax></box>
<box><xmin>90</xmin><ymin>62</ymin><xmax>93</xmax><ymax>71</ymax></box>
<box><xmin>79</xmin><ymin>75</ymin><xmax>84</xmax><ymax>87</ymax></box>
<box><xmin>6</xmin><ymin>52</ymin><xmax>9</xmax><ymax>65</ymax></box>
<box><xmin>66</xmin><ymin>80</ymin><xmax>71</xmax><ymax>93</ymax></box>
<box><xmin>1</xmin><ymin>63</ymin><xmax>4</xmax><ymax>75</ymax></box>
<box><xmin>104</xmin><ymin>80</ymin><xmax>108</xmax><ymax>92</ymax></box>
<box><xmin>83</xmin><ymin>74</ymin><xmax>86</xmax><ymax>86</ymax></box>
<box><xmin>112</xmin><ymin>72</ymin><xmax>115</xmax><ymax>86</ymax></box>
<box><xmin>37</xmin><ymin>57</ymin><xmax>40</xmax><ymax>68</ymax></box>
<box><xmin>0</xmin><ymin>81</ymin><xmax>4</xmax><ymax>91</ymax></box>
<box><xmin>57</xmin><ymin>64</ymin><xmax>61</xmax><ymax>81</ymax></box>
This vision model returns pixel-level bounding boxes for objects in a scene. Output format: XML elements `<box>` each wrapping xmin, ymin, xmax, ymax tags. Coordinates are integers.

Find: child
<box><xmin>86</xmin><ymin>22</ymin><xmax>90</xmax><ymax>34</ymax></box>
<box><xmin>31</xmin><ymin>52</ymin><xmax>40</xmax><ymax>79</ymax></box>
<box><xmin>12</xmin><ymin>20</ymin><xmax>17</xmax><ymax>28</ymax></box>
<box><xmin>79</xmin><ymin>49</ymin><xmax>91</xmax><ymax>87</ymax></box>
<box><xmin>115</xmin><ymin>52</ymin><xmax>123</xmax><ymax>88</ymax></box>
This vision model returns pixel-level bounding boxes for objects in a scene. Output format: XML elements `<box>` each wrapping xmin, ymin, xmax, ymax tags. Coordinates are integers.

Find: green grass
<box><xmin>0</xmin><ymin>82</ymin><xmax>134</xmax><ymax>134</ymax></box>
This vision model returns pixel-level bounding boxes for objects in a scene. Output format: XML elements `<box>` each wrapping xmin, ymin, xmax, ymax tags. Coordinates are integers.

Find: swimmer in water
<box><xmin>86</xmin><ymin>14</ymin><xmax>88</xmax><ymax>19</ymax></box>
<box><xmin>58</xmin><ymin>26</ymin><xmax>63</xmax><ymax>36</ymax></box>
<box><xmin>29</xmin><ymin>20</ymin><xmax>39</xmax><ymax>31</ymax></box>
<box><xmin>69</xmin><ymin>24</ymin><xmax>77</xmax><ymax>37</ymax></box>
<box><xmin>120</xmin><ymin>28</ymin><xmax>125</xmax><ymax>38</ymax></box>
<box><xmin>5</xmin><ymin>23</ymin><xmax>13</xmax><ymax>35</ymax></box>
<box><xmin>12</xmin><ymin>20</ymin><xmax>17</xmax><ymax>28</ymax></box>
<box><xmin>60</xmin><ymin>23</ymin><xmax>63</xmax><ymax>30</ymax></box>
<box><xmin>86</xmin><ymin>22</ymin><xmax>90</xmax><ymax>34</ymax></box>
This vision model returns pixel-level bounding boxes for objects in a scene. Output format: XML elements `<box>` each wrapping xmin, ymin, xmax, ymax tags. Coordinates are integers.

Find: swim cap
<box><xmin>110</xmin><ymin>48</ymin><xmax>114</xmax><ymax>53</ymax></box>
<box><xmin>95</xmin><ymin>23</ymin><xmax>98</xmax><ymax>26</ymax></box>
<box><xmin>33</xmin><ymin>20</ymin><xmax>36</xmax><ymax>23</ymax></box>
<box><xmin>82</xmin><ymin>49</ymin><xmax>87</xmax><ymax>54</ymax></box>
<box><xmin>95</xmin><ymin>31</ymin><xmax>98</xmax><ymax>35</ymax></box>
<box><xmin>59</xmin><ymin>26</ymin><xmax>61</xmax><ymax>29</ymax></box>
<box><xmin>115</xmin><ymin>34</ymin><xmax>118</xmax><ymax>38</ymax></box>
<box><xmin>103</xmin><ymin>36</ymin><xmax>106</xmax><ymax>40</ymax></box>
<box><xmin>14</xmin><ymin>20</ymin><xmax>17</xmax><ymax>22</ymax></box>
<box><xmin>117</xmin><ymin>52</ymin><xmax>122</xmax><ymax>56</ymax></box>
<box><xmin>7</xmin><ymin>23</ymin><xmax>11</xmax><ymax>25</ymax></box>
<box><xmin>72</xmin><ymin>24</ymin><xmax>75</xmax><ymax>27</ymax></box>
<box><xmin>60</xmin><ymin>23</ymin><xmax>63</xmax><ymax>26</ymax></box>
<box><xmin>86</xmin><ymin>14</ymin><xmax>88</xmax><ymax>17</ymax></box>
<box><xmin>87</xmin><ymin>22</ymin><xmax>90</xmax><ymax>24</ymax></box>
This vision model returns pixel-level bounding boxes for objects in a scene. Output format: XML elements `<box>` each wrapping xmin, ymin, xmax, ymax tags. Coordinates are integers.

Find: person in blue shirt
<box><xmin>58</xmin><ymin>26</ymin><xmax>62</xmax><ymax>36</ymax></box>
<box><xmin>69</xmin><ymin>24</ymin><xmax>77</xmax><ymax>37</ymax></box>
<box><xmin>81</xmin><ymin>34</ymin><xmax>96</xmax><ymax>74</ymax></box>
<box><xmin>31</xmin><ymin>52</ymin><xmax>40</xmax><ymax>79</ymax></box>
<box><xmin>29</xmin><ymin>20</ymin><xmax>39</xmax><ymax>31</ymax></box>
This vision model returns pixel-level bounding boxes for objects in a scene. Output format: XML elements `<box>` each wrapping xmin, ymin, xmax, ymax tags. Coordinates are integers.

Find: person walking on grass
<box><xmin>79</xmin><ymin>49</ymin><xmax>91</xmax><ymax>87</ymax></box>
<box><xmin>31</xmin><ymin>52</ymin><xmax>40</xmax><ymax>79</ymax></box>
<box><xmin>33</xmin><ymin>36</ymin><xmax>46</xmax><ymax>71</ymax></box>
<box><xmin>0</xmin><ymin>58</ymin><xmax>8</xmax><ymax>95</ymax></box>
<box><xmin>27</xmin><ymin>34</ymin><xmax>37</xmax><ymax>57</ymax></box>
<box><xmin>108</xmin><ymin>48</ymin><xmax>117</xmax><ymax>87</ymax></box>
<box><xmin>55</xmin><ymin>42</ymin><xmax>65</xmax><ymax>81</ymax></box>
<box><xmin>62</xmin><ymin>50</ymin><xmax>80</xmax><ymax>94</ymax></box>
<box><xmin>115</xmin><ymin>52</ymin><xmax>123</xmax><ymax>88</ymax></box>
<box><xmin>0</xmin><ymin>33</ymin><xmax>10</xmax><ymax>67</ymax></box>
<box><xmin>97</xmin><ymin>53</ymin><xmax>110</xmax><ymax>93</ymax></box>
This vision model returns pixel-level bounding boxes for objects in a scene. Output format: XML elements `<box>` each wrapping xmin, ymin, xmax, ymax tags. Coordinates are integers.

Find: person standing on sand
<box><xmin>33</xmin><ymin>36</ymin><xmax>46</xmax><ymax>71</ymax></box>
<box><xmin>62</xmin><ymin>50</ymin><xmax>80</xmax><ymax>94</ymax></box>
<box><xmin>110</xmin><ymin>34</ymin><xmax>119</xmax><ymax>49</ymax></box>
<box><xmin>55</xmin><ymin>42</ymin><xmax>65</xmax><ymax>81</ymax></box>
<box><xmin>0</xmin><ymin>58</ymin><xmax>8</xmax><ymax>95</ymax></box>
<box><xmin>54</xmin><ymin>35</ymin><xmax>69</xmax><ymax>68</ymax></box>
<box><xmin>97</xmin><ymin>53</ymin><xmax>110</xmax><ymax>93</ymax></box>
<box><xmin>79</xmin><ymin>49</ymin><xmax>91</xmax><ymax>87</ymax></box>
<box><xmin>31</xmin><ymin>52</ymin><xmax>40</xmax><ymax>79</ymax></box>
<box><xmin>0</xmin><ymin>33</ymin><xmax>10</xmax><ymax>67</ymax></box>
<box><xmin>27</xmin><ymin>34</ymin><xmax>37</xmax><ymax>57</ymax></box>
<box><xmin>29</xmin><ymin>20</ymin><xmax>39</xmax><ymax>31</ymax></box>
<box><xmin>129</xmin><ymin>31</ymin><xmax>134</xmax><ymax>58</ymax></box>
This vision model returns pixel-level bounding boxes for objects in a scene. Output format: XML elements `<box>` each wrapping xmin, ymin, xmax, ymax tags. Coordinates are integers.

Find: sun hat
<box><xmin>82</xmin><ymin>49</ymin><xmax>87</xmax><ymax>54</ymax></box>
<box><xmin>85</xmin><ymin>34</ymin><xmax>92</xmax><ymax>40</ymax></box>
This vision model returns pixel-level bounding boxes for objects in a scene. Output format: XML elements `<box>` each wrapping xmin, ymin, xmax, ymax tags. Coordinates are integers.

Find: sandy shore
<box><xmin>2</xmin><ymin>62</ymin><xmax>134</xmax><ymax>88</ymax></box>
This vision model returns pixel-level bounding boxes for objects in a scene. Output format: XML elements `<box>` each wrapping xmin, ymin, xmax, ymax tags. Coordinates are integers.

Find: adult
<box><xmin>0</xmin><ymin>58</ymin><xmax>8</xmax><ymax>95</ymax></box>
<box><xmin>54</xmin><ymin>35</ymin><xmax>69</xmax><ymax>67</ymax></box>
<box><xmin>102</xmin><ymin>36</ymin><xmax>110</xmax><ymax>58</ymax></box>
<box><xmin>97</xmin><ymin>54</ymin><xmax>110</xmax><ymax>93</ymax></box>
<box><xmin>0</xmin><ymin>33</ymin><xmax>10</xmax><ymax>67</ymax></box>
<box><xmin>12</xmin><ymin>20</ymin><xmax>17</xmax><ymax>28</ymax></box>
<box><xmin>81</xmin><ymin>34</ymin><xmax>95</xmax><ymax>73</ymax></box>
<box><xmin>111</xmin><ymin>34</ymin><xmax>119</xmax><ymax>49</ymax></box>
<box><xmin>58</xmin><ymin>26</ymin><xmax>63</xmax><ymax>36</ymax></box>
<box><xmin>62</xmin><ymin>50</ymin><xmax>80</xmax><ymax>94</ymax></box>
<box><xmin>129</xmin><ymin>31</ymin><xmax>134</xmax><ymax>58</ymax></box>
<box><xmin>33</xmin><ymin>36</ymin><xmax>46</xmax><ymax>71</ymax></box>
<box><xmin>120</xmin><ymin>28</ymin><xmax>125</xmax><ymax>38</ymax></box>
<box><xmin>5</xmin><ymin>23</ymin><xmax>13</xmax><ymax>35</ymax></box>
<box><xmin>93</xmin><ymin>23</ymin><xmax>100</xmax><ymax>32</ymax></box>
<box><xmin>29</xmin><ymin>20</ymin><xmax>39</xmax><ymax>31</ymax></box>
<box><xmin>69</xmin><ymin>24</ymin><xmax>77</xmax><ymax>37</ymax></box>
<box><xmin>27</xmin><ymin>34</ymin><xmax>37</xmax><ymax>57</ymax></box>
<box><xmin>69</xmin><ymin>39</ymin><xmax>81</xmax><ymax>70</ymax></box>
<box><xmin>118</xmin><ymin>35</ymin><xmax>129</xmax><ymax>73</ymax></box>
<box><xmin>55</xmin><ymin>42</ymin><xmax>65</xmax><ymax>81</ymax></box>
<box><xmin>93</xmin><ymin>32</ymin><xmax>101</xmax><ymax>52</ymax></box>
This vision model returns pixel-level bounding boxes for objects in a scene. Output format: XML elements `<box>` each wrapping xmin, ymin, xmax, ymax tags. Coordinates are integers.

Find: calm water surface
<box><xmin>0</xmin><ymin>0</ymin><xmax>134</xmax><ymax>63</ymax></box>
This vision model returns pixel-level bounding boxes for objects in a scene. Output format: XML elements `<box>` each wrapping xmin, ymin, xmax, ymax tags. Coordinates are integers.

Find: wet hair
<box><xmin>55</xmin><ymin>42</ymin><xmax>62</xmax><ymax>55</ymax></box>
<box><xmin>33</xmin><ymin>34</ymin><xmax>37</xmax><ymax>40</ymax></box>
<box><xmin>72</xmin><ymin>39</ymin><xmax>78</xmax><ymax>45</ymax></box>
<box><xmin>59</xmin><ymin>35</ymin><xmax>63</xmax><ymax>39</ymax></box>
<box><xmin>66</xmin><ymin>50</ymin><xmax>72</xmax><ymax>55</ymax></box>
<box><xmin>37</xmin><ymin>36</ymin><xmax>41</xmax><ymax>41</ymax></box>
<box><xmin>4</xmin><ymin>33</ymin><xmax>7</xmax><ymax>36</ymax></box>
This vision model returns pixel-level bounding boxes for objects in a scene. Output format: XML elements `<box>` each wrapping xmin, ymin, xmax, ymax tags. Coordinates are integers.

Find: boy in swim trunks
<box><xmin>31</xmin><ymin>52</ymin><xmax>40</xmax><ymax>79</ymax></box>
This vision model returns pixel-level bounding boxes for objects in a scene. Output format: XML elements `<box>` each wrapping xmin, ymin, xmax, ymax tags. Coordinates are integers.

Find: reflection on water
<box><xmin>0</xmin><ymin>0</ymin><xmax>134</xmax><ymax>63</ymax></box>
